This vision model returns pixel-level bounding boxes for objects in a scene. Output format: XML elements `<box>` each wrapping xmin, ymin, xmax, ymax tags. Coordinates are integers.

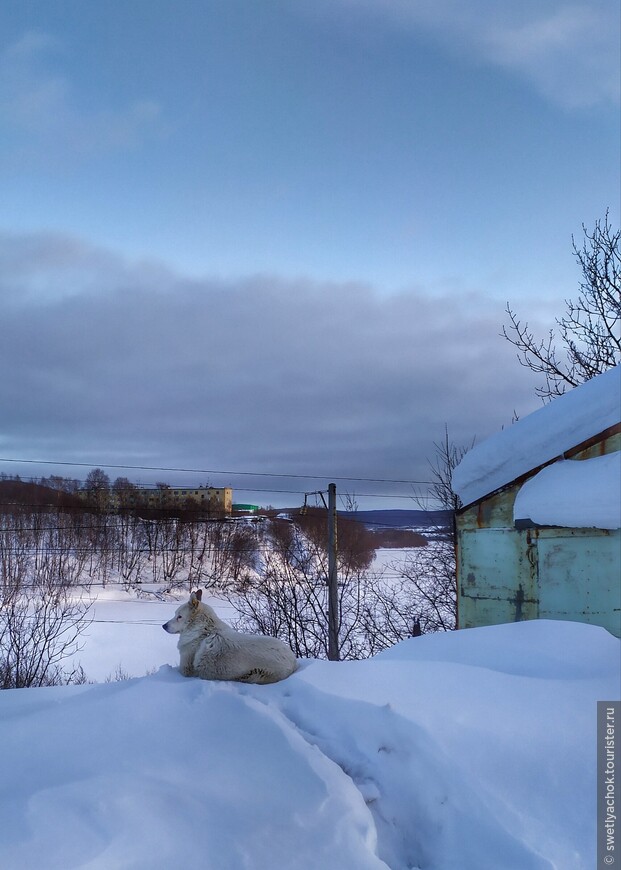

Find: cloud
<box><xmin>0</xmin><ymin>232</ymin><xmax>546</xmax><ymax>505</ymax></box>
<box><xmin>0</xmin><ymin>231</ymin><xmax>177</xmax><ymax>302</ymax></box>
<box><xmin>480</xmin><ymin>4</ymin><xmax>620</xmax><ymax>108</ymax></box>
<box><xmin>0</xmin><ymin>32</ymin><xmax>162</xmax><ymax>163</ymax></box>
<box><xmin>317</xmin><ymin>0</ymin><xmax>619</xmax><ymax>108</ymax></box>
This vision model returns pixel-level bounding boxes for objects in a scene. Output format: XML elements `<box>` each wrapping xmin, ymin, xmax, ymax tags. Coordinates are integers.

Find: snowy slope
<box><xmin>0</xmin><ymin>618</ymin><xmax>618</xmax><ymax>870</ymax></box>
<box><xmin>453</xmin><ymin>365</ymin><xmax>621</xmax><ymax>506</ymax></box>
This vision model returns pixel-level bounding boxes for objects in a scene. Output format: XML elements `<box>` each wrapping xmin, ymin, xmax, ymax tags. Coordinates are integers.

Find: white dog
<box><xmin>162</xmin><ymin>590</ymin><xmax>297</xmax><ymax>684</ymax></box>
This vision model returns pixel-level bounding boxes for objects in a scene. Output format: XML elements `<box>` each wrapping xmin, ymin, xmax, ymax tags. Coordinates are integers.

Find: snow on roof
<box><xmin>513</xmin><ymin>452</ymin><xmax>621</xmax><ymax>529</ymax></box>
<box><xmin>452</xmin><ymin>365</ymin><xmax>621</xmax><ymax>507</ymax></box>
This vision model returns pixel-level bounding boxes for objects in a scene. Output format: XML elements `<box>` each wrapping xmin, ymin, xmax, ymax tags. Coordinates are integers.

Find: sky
<box><xmin>1</xmin><ymin>0</ymin><xmax>619</xmax><ymax>508</ymax></box>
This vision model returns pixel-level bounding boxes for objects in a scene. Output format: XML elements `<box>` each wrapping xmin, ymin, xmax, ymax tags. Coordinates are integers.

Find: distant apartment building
<box><xmin>80</xmin><ymin>483</ymin><xmax>233</xmax><ymax>514</ymax></box>
<box><xmin>177</xmin><ymin>485</ymin><xmax>233</xmax><ymax>514</ymax></box>
<box><xmin>143</xmin><ymin>485</ymin><xmax>233</xmax><ymax>514</ymax></box>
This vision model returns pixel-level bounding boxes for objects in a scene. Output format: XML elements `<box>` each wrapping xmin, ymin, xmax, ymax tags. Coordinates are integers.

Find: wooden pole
<box><xmin>327</xmin><ymin>482</ymin><xmax>340</xmax><ymax>661</ymax></box>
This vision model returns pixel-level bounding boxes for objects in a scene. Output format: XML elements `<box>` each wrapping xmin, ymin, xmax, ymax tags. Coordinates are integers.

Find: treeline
<box><xmin>0</xmin><ymin>471</ymin><xmax>227</xmax><ymax>519</ymax></box>
<box><xmin>1</xmin><ymin>474</ymin><xmax>454</xmax><ymax>686</ymax></box>
<box><xmin>0</xmin><ymin>474</ymin><xmax>385</xmax><ymax>591</ymax></box>
<box><xmin>0</xmin><ymin>504</ymin><xmax>259</xmax><ymax>590</ymax></box>
<box><xmin>0</xmin><ymin>476</ymin><xmax>262</xmax><ymax>688</ymax></box>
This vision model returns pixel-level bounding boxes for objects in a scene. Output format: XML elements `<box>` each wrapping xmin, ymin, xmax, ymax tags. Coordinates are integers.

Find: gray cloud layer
<box><xmin>319</xmin><ymin>0</ymin><xmax>619</xmax><ymax>108</ymax></box>
<box><xmin>1</xmin><ymin>232</ymin><xmax>543</xmax><ymax>505</ymax></box>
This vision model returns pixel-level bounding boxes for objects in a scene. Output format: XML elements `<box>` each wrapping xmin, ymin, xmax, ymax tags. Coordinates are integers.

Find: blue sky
<box><xmin>0</xmin><ymin>1</ymin><xmax>619</xmax><ymax>507</ymax></box>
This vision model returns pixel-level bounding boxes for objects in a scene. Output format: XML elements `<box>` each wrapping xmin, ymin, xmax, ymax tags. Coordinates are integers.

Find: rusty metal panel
<box><xmin>568</xmin><ymin>428</ymin><xmax>620</xmax><ymax>461</ymax></box>
<box><xmin>459</xmin><ymin>487</ymin><xmax>516</xmax><ymax>531</ymax></box>
<box><xmin>458</xmin><ymin>528</ymin><xmax>538</xmax><ymax>628</ymax></box>
<box><xmin>537</xmin><ymin>529</ymin><xmax>621</xmax><ymax>637</ymax></box>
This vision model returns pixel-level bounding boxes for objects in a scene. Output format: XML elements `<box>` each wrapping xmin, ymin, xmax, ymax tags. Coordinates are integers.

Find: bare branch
<box><xmin>502</xmin><ymin>213</ymin><xmax>620</xmax><ymax>401</ymax></box>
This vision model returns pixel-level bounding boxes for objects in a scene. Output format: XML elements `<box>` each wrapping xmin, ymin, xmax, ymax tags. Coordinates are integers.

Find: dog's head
<box><xmin>162</xmin><ymin>589</ymin><xmax>203</xmax><ymax>634</ymax></box>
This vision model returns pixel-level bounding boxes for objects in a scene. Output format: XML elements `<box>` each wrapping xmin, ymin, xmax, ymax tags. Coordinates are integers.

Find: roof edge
<box><xmin>456</xmin><ymin>422</ymin><xmax>621</xmax><ymax>512</ymax></box>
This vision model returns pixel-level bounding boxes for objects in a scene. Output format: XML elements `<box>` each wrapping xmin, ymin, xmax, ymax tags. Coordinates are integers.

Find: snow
<box><xmin>513</xmin><ymin>452</ymin><xmax>621</xmax><ymax>529</ymax></box>
<box><xmin>453</xmin><ymin>365</ymin><xmax>621</xmax><ymax>506</ymax></box>
<box><xmin>1</xmin><ymin>600</ymin><xmax>618</xmax><ymax>870</ymax></box>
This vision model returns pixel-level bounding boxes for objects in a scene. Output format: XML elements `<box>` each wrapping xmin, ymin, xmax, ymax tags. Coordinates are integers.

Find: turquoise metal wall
<box><xmin>458</xmin><ymin>525</ymin><xmax>621</xmax><ymax>637</ymax></box>
<box><xmin>537</xmin><ymin>529</ymin><xmax>621</xmax><ymax>635</ymax></box>
<box><xmin>456</xmin><ymin>432</ymin><xmax>621</xmax><ymax>638</ymax></box>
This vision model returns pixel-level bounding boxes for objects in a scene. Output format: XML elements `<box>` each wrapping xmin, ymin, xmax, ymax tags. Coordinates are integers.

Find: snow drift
<box><xmin>513</xmin><ymin>452</ymin><xmax>621</xmax><ymax>529</ymax></box>
<box><xmin>0</xmin><ymin>618</ymin><xmax>617</xmax><ymax>870</ymax></box>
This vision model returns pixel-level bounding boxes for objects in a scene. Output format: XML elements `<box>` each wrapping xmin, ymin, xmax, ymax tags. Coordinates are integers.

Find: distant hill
<box><xmin>0</xmin><ymin>479</ymin><xmax>81</xmax><ymax>509</ymax></box>
<box><xmin>339</xmin><ymin>509</ymin><xmax>452</xmax><ymax>530</ymax></box>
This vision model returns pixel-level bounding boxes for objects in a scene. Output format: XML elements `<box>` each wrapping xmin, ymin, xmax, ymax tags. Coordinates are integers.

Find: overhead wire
<box><xmin>0</xmin><ymin>459</ymin><xmax>449</xmax><ymax>632</ymax></box>
<box><xmin>0</xmin><ymin>456</ymin><xmax>435</xmax><ymax>486</ymax></box>
<box><xmin>0</xmin><ymin>482</ymin><xmax>430</xmax><ymax>500</ymax></box>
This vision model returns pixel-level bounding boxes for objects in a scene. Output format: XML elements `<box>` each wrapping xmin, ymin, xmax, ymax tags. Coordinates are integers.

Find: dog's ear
<box><xmin>195</xmin><ymin>589</ymin><xmax>203</xmax><ymax>602</ymax></box>
<box><xmin>190</xmin><ymin>589</ymin><xmax>202</xmax><ymax>607</ymax></box>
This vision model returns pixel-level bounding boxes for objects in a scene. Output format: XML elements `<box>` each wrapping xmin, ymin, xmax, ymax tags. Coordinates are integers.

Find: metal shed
<box><xmin>452</xmin><ymin>367</ymin><xmax>621</xmax><ymax>637</ymax></box>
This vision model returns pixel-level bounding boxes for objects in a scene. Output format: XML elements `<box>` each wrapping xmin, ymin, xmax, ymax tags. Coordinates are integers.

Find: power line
<box><xmin>0</xmin><ymin>456</ymin><xmax>433</xmax><ymax>486</ymax></box>
<box><xmin>0</xmin><ymin>488</ymin><xmax>436</xmax><ymax>510</ymax></box>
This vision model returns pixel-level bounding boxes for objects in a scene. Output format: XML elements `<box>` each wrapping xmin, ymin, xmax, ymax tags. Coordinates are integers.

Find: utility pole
<box><xmin>327</xmin><ymin>482</ymin><xmax>339</xmax><ymax>661</ymax></box>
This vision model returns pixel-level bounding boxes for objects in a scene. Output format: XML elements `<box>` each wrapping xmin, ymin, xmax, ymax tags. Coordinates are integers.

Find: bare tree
<box><xmin>44</xmin><ymin>475</ymin><xmax>80</xmax><ymax>494</ymax></box>
<box><xmin>112</xmin><ymin>476</ymin><xmax>137</xmax><ymax>508</ymax></box>
<box><xmin>0</xmin><ymin>585</ymin><xmax>91</xmax><ymax>688</ymax></box>
<box><xmin>364</xmin><ymin>430</ymin><xmax>471</xmax><ymax>649</ymax></box>
<box><xmin>159</xmin><ymin>517</ymin><xmax>188</xmax><ymax>588</ymax></box>
<box><xmin>84</xmin><ymin>468</ymin><xmax>111</xmax><ymax>508</ymax></box>
<box><xmin>0</xmin><ymin>511</ymin><xmax>92</xmax><ymax>688</ymax></box>
<box><xmin>114</xmin><ymin>513</ymin><xmax>148</xmax><ymax>589</ymax></box>
<box><xmin>363</xmin><ymin>545</ymin><xmax>457</xmax><ymax>654</ymax></box>
<box><xmin>183</xmin><ymin>518</ymin><xmax>211</xmax><ymax>587</ymax></box>
<box><xmin>503</xmin><ymin>212</ymin><xmax>620</xmax><ymax>401</ymax></box>
<box><xmin>203</xmin><ymin>521</ymin><xmax>260</xmax><ymax>590</ymax></box>
<box><xmin>230</xmin><ymin>512</ymin><xmax>376</xmax><ymax>660</ymax></box>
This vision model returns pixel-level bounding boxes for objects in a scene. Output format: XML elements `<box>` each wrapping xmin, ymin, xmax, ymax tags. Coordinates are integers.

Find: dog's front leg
<box><xmin>178</xmin><ymin>650</ymin><xmax>195</xmax><ymax>677</ymax></box>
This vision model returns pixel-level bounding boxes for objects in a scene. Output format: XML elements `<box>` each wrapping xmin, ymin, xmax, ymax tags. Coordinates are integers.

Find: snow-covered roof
<box><xmin>452</xmin><ymin>365</ymin><xmax>621</xmax><ymax>507</ymax></box>
<box><xmin>513</xmin><ymin>452</ymin><xmax>621</xmax><ymax>530</ymax></box>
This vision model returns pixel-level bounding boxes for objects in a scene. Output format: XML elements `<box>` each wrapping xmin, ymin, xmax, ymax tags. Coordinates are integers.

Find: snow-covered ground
<box><xmin>0</xmin><ymin>587</ymin><xmax>617</xmax><ymax>870</ymax></box>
